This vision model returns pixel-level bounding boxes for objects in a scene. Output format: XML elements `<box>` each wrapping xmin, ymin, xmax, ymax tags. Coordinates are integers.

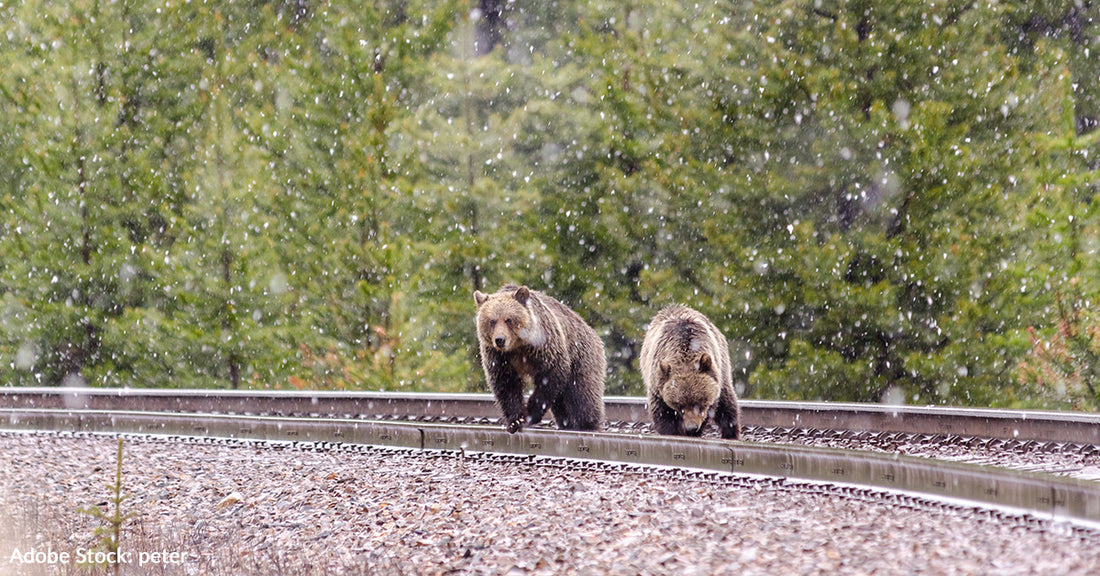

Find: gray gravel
<box><xmin>604</xmin><ymin>421</ymin><xmax>1100</xmax><ymax>481</ymax></box>
<box><xmin>738</xmin><ymin>427</ymin><xmax>1100</xmax><ymax>481</ymax></box>
<box><xmin>3</xmin><ymin>431</ymin><xmax>1100</xmax><ymax>576</ymax></box>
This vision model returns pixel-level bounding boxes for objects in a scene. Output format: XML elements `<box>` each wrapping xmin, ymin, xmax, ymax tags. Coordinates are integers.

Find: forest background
<box><xmin>1</xmin><ymin>0</ymin><xmax>1098</xmax><ymax>409</ymax></box>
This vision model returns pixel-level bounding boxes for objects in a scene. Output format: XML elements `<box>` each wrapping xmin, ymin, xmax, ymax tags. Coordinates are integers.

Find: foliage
<box><xmin>0</xmin><ymin>0</ymin><xmax>1098</xmax><ymax>408</ymax></box>
<box><xmin>78</xmin><ymin>437</ymin><xmax>132</xmax><ymax>575</ymax></box>
<box><xmin>1018</xmin><ymin>293</ymin><xmax>1100</xmax><ymax>410</ymax></box>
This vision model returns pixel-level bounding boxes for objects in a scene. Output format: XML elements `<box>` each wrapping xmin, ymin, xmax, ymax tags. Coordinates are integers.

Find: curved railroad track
<box><xmin>4</xmin><ymin>387</ymin><xmax>1100</xmax><ymax>530</ymax></box>
<box><xmin>6</xmin><ymin>387</ymin><xmax>1100</xmax><ymax>443</ymax></box>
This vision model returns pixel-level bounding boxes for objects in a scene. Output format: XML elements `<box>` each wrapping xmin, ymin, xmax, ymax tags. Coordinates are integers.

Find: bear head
<box><xmin>657</xmin><ymin>352</ymin><xmax>720</xmax><ymax>433</ymax></box>
<box><xmin>474</xmin><ymin>286</ymin><xmax>543</xmax><ymax>352</ymax></box>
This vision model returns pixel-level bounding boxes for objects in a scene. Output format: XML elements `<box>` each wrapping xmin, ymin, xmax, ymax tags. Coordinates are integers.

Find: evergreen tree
<box><xmin>0</xmin><ymin>0</ymin><xmax>160</xmax><ymax>386</ymax></box>
<box><xmin>1</xmin><ymin>0</ymin><xmax>1098</xmax><ymax>407</ymax></box>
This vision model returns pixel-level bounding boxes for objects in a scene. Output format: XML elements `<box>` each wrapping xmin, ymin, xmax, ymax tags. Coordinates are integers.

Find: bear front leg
<box><xmin>714</xmin><ymin>389</ymin><xmax>742</xmax><ymax>440</ymax></box>
<box><xmin>525</xmin><ymin>374</ymin><xmax>558</xmax><ymax>426</ymax></box>
<box><xmin>495</xmin><ymin>379</ymin><xmax>527</xmax><ymax>433</ymax></box>
<box><xmin>485</xmin><ymin>354</ymin><xmax>527</xmax><ymax>433</ymax></box>
<box><xmin>650</xmin><ymin>397</ymin><xmax>687</xmax><ymax>436</ymax></box>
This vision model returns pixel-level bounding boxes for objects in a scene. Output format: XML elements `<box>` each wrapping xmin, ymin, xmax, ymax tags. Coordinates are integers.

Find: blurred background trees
<box><xmin>0</xmin><ymin>0</ymin><xmax>1097</xmax><ymax>409</ymax></box>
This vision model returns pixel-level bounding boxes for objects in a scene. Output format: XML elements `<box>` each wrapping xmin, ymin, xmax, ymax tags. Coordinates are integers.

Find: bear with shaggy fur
<box><xmin>641</xmin><ymin>304</ymin><xmax>741</xmax><ymax>439</ymax></box>
<box><xmin>474</xmin><ymin>284</ymin><xmax>606</xmax><ymax>433</ymax></box>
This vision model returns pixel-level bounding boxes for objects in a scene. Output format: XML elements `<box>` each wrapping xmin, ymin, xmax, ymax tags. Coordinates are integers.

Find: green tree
<box><xmin>269</xmin><ymin>0</ymin><xmax>458</xmax><ymax>390</ymax></box>
<box><xmin>0</xmin><ymin>0</ymin><xmax>164</xmax><ymax>386</ymax></box>
<box><xmin>1014</xmin><ymin>36</ymin><xmax>1100</xmax><ymax>408</ymax></box>
<box><xmin>3</xmin><ymin>0</ymin><xmax>1100</xmax><ymax>408</ymax></box>
<box><xmin>710</xmin><ymin>1</ymin><xmax>1051</xmax><ymax>404</ymax></box>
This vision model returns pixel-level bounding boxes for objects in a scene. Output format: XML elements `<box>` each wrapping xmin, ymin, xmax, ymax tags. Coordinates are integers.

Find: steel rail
<box><xmin>3</xmin><ymin>387</ymin><xmax>1100</xmax><ymax>444</ymax></box>
<box><xmin>3</xmin><ymin>407</ymin><xmax>1100</xmax><ymax>529</ymax></box>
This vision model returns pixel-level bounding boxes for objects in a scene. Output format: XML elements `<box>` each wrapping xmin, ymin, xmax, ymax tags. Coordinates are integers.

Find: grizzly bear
<box><xmin>474</xmin><ymin>284</ymin><xmax>606</xmax><ymax>433</ymax></box>
<box><xmin>641</xmin><ymin>304</ymin><xmax>741</xmax><ymax>440</ymax></box>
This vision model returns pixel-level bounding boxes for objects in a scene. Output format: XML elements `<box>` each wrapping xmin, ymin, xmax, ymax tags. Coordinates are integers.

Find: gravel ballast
<box><xmin>3</xmin><ymin>432</ymin><xmax>1099</xmax><ymax>575</ymax></box>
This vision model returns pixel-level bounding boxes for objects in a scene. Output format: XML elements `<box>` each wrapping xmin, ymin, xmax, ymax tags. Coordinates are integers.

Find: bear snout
<box><xmin>494</xmin><ymin>336</ymin><xmax>507</xmax><ymax>349</ymax></box>
<box><xmin>682</xmin><ymin>406</ymin><xmax>707</xmax><ymax>432</ymax></box>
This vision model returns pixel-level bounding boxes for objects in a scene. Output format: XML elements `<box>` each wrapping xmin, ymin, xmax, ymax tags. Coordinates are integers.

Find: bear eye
<box><xmin>504</xmin><ymin>318</ymin><xmax>514</xmax><ymax>326</ymax></box>
<box><xmin>488</xmin><ymin>319</ymin><xmax>497</xmax><ymax>327</ymax></box>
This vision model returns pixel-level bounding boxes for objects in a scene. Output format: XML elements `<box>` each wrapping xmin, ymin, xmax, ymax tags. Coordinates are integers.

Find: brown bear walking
<box><xmin>474</xmin><ymin>285</ymin><xmax>606</xmax><ymax>433</ymax></box>
<box><xmin>641</xmin><ymin>304</ymin><xmax>741</xmax><ymax>440</ymax></box>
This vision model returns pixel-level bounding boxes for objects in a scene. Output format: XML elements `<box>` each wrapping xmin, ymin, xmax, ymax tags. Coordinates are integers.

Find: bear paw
<box><xmin>506</xmin><ymin>418</ymin><xmax>525</xmax><ymax>434</ymax></box>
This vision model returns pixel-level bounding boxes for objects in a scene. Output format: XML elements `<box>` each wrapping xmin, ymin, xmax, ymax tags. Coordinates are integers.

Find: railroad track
<box><xmin>4</xmin><ymin>387</ymin><xmax>1100</xmax><ymax>530</ymax></box>
<box><xmin>6</xmin><ymin>387</ymin><xmax>1100</xmax><ymax>444</ymax></box>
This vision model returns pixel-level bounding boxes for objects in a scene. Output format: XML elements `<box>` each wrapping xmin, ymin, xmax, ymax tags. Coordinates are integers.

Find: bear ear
<box><xmin>658</xmin><ymin>361</ymin><xmax>671</xmax><ymax>380</ymax></box>
<box><xmin>698</xmin><ymin>353</ymin><xmax>713</xmax><ymax>374</ymax></box>
<box><xmin>474</xmin><ymin>290</ymin><xmax>489</xmax><ymax>307</ymax></box>
<box><xmin>513</xmin><ymin>286</ymin><xmax>530</xmax><ymax>305</ymax></box>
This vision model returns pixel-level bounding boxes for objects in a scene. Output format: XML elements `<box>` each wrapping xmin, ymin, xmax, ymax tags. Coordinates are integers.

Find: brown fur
<box><xmin>474</xmin><ymin>285</ymin><xmax>606</xmax><ymax>433</ymax></box>
<box><xmin>640</xmin><ymin>305</ymin><xmax>741</xmax><ymax>439</ymax></box>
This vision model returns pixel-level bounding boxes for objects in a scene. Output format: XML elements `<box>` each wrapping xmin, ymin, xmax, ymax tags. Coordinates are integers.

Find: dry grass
<box><xmin>3</xmin><ymin>497</ymin><xmax>395</xmax><ymax>576</ymax></box>
<box><xmin>1</xmin><ymin>437</ymin><xmax>397</xmax><ymax>576</ymax></box>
